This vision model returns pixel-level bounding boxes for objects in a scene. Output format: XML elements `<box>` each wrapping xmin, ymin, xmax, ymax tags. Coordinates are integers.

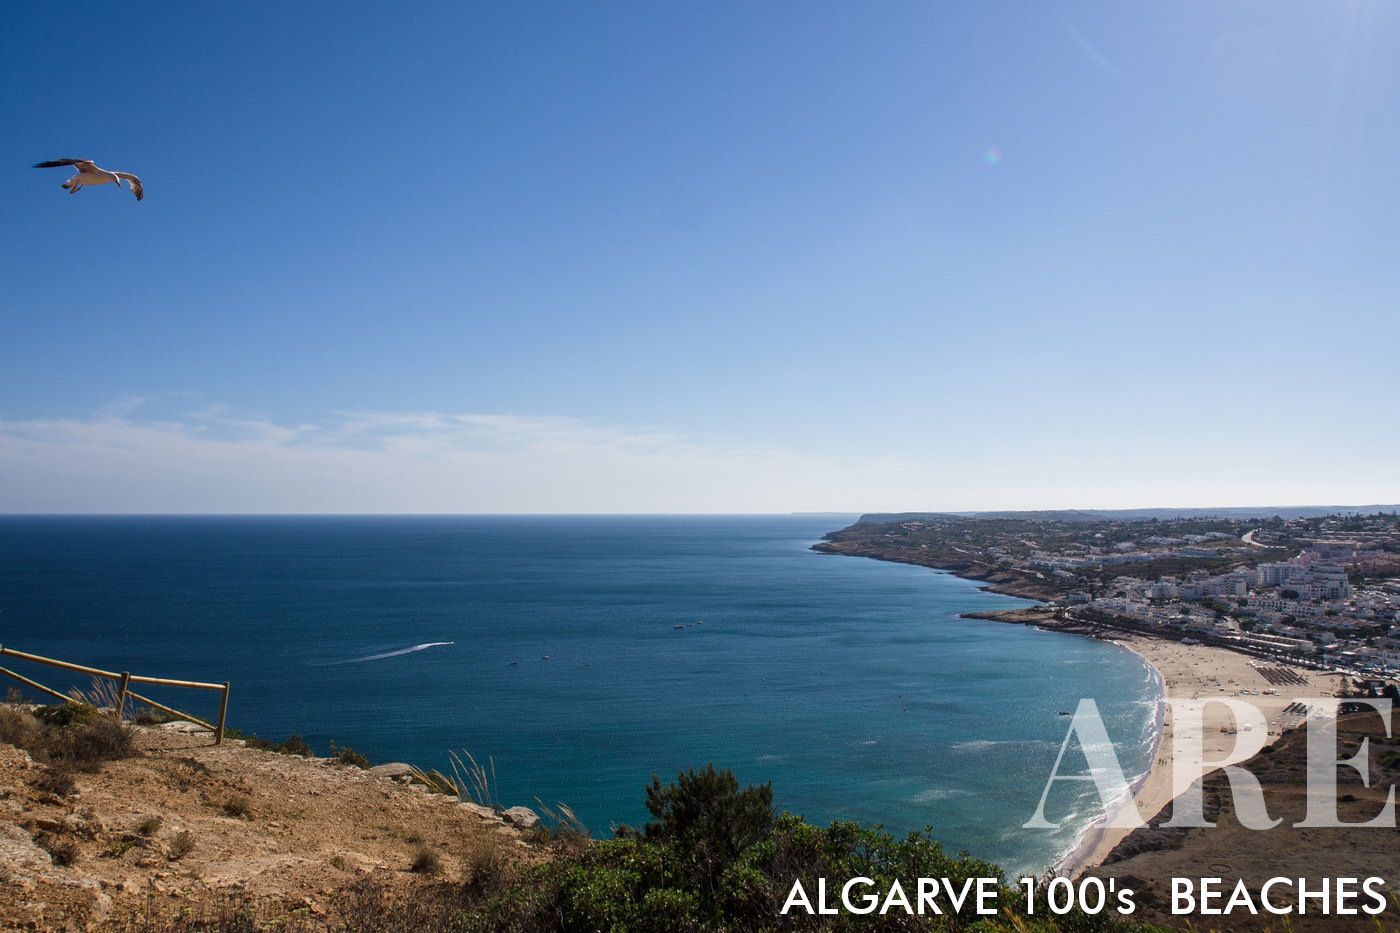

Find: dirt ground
<box><xmin>0</xmin><ymin>718</ymin><xmax>537</xmax><ymax>931</ymax></box>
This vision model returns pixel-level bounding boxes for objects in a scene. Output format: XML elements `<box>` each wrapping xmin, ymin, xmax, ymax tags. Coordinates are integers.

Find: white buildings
<box><xmin>1254</xmin><ymin>555</ymin><xmax>1354</xmax><ymax>600</ymax></box>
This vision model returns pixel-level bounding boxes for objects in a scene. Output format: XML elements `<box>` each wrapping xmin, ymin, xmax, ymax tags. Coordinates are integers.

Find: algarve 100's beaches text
<box><xmin>780</xmin><ymin>875</ymin><xmax>1390</xmax><ymax>918</ymax></box>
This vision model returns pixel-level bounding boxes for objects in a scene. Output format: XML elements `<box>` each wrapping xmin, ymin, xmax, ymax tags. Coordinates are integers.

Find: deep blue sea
<box><xmin>0</xmin><ymin>515</ymin><xmax>1158</xmax><ymax>875</ymax></box>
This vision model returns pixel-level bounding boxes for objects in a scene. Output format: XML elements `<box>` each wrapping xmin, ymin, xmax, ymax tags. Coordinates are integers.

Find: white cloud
<box><xmin>2</xmin><ymin>403</ymin><xmax>1395</xmax><ymax>514</ymax></box>
<box><xmin>0</xmin><ymin>405</ymin><xmax>920</xmax><ymax>513</ymax></box>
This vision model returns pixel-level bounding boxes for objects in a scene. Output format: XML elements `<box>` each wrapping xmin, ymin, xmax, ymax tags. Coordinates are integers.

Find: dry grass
<box><xmin>168</xmin><ymin>831</ymin><xmax>196</xmax><ymax>860</ymax></box>
<box><xmin>59</xmin><ymin>716</ymin><xmax>138</xmax><ymax>770</ymax></box>
<box><xmin>67</xmin><ymin>675</ymin><xmax>124</xmax><ymax>712</ymax></box>
<box><xmin>408</xmin><ymin>844</ymin><xmax>441</xmax><ymax>875</ymax></box>
<box><xmin>458</xmin><ymin>833</ymin><xmax>515</xmax><ymax>892</ymax></box>
<box><xmin>410</xmin><ymin>749</ymin><xmax>499</xmax><ymax>812</ymax></box>
<box><xmin>34</xmin><ymin>831</ymin><xmax>79</xmax><ymax>867</ymax></box>
<box><xmin>410</xmin><ymin>766</ymin><xmax>462</xmax><ymax>797</ymax></box>
<box><xmin>221</xmin><ymin>794</ymin><xmax>252</xmax><ymax>819</ymax></box>
<box><xmin>2</xmin><ymin>701</ymin><xmax>138</xmax><ymax>771</ymax></box>
<box><xmin>532</xmin><ymin>800</ymin><xmax>587</xmax><ymax>843</ymax></box>
<box><xmin>32</xmin><ymin>765</ymin><xmax>77</xmax><ymax>797</ymax></box>
<box><xmin>457</xmin><ymin>751</ymin><xmax>499</xmax><ymax>809</ymax></box>
<box><xmin>0</xmin><ymin>705</ymin><xmax>47</xmax><ymax>748</ymax></box>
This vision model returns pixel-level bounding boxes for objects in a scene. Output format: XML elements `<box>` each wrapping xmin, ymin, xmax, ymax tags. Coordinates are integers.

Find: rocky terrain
<box><xmin>0</xmin><ymin>714</ymin><xmax>539</xmax><ymax>931</ymax></box>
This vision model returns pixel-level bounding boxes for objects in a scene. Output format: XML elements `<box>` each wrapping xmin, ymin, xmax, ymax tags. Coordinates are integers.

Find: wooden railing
<box><xmin>0</xmin><ymin>644</ymin><xmax>230</xmax><ymax>745</ymax></box>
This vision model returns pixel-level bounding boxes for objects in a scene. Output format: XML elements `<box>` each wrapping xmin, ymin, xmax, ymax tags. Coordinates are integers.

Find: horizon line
<box><xmin>1</xmin><ymin>503</ymin><xmax>1397</xmax><ymax>519</ymax></box>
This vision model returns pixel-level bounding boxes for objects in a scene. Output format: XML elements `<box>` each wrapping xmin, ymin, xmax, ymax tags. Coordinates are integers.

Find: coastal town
<box><xmin>815</xmin><ymin>510</ymin><xmax>1400</xmax><ymax>682</ymax></box>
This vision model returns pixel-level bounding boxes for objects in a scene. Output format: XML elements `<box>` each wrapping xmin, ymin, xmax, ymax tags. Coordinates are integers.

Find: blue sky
<box><xmin>5</xmin><ymin>1</ymin><xmax>1398</xmax><ymax>513</ymax></box>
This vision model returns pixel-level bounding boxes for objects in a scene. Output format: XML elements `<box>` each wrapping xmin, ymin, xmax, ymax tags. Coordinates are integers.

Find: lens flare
<box><xmin>984</xmin><ymin>148</ymin><xmax>1003</xmax><ymax>165</ymax></box>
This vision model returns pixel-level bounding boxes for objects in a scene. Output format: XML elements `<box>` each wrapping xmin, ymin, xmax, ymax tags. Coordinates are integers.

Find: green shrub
<box><xmin>276</xmin><ymin>734</ymin><xmax>314</xmax><ymax>756</ymax></box>
<box><xmin>631</xmin><ymin>763</ymin><xmax>773</xmax><ymax>897</ymax></box>
<box><xmin>464</xmin><ymin>766</ymin><xmax>1169</xmax><ymax>933</ymax></box>
<box><xmin>330</xmin><ymin>741</ymin><xmax>370</xmax><ymax>768</ymax></box>
<box><xmin>103</xmin><ymin>837</ymin><xmax>139</xmax><ymax>859</ymax></box>
<box><xmin>226</xmin><ymin>730</ymin><xmax>314</xmax><ymax>757</ymax></box>
<box><xmin>132</xmin><ymin>706</ymin><xmax>181</xmax><ymax>726</ymax></box>
<box><xmin>32</xmin><ymin>702</ymin><xmax>103</xmax><ymax>728</ymax></box>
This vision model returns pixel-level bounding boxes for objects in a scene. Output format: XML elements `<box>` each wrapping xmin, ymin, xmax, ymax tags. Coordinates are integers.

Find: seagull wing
<box><xmin>33</xmin><ymin>159</ymin><xmax>97</xmax><ymax>171</ymax></box>
<box><xmin>113</xmin><ymin>172</ymin><xmax>143</xmax><ymax>201</ymax></box>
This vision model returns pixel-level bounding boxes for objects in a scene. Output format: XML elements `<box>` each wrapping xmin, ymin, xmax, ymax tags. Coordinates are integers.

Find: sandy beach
<box><xmin>1066</xmin><ymin>633</ymin><xmax>1347</xmax><ymax>875</ymax></box>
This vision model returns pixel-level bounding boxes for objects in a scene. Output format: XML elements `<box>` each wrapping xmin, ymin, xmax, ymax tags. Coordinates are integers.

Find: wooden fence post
<box><xmin>116</xmin><ymin>671</ymin><xmax>131</xmax><ymax>723</ymax></box>
<box><xmin>216</xmin><ymin>682</ymin><xmax>230</xmax><ymax>745</ymax></box>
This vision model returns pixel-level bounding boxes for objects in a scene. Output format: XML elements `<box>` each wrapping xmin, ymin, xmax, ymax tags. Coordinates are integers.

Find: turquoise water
<box><xmin>0</xmin><ymin>515</ymin><xmax>1158</xmax><ymax>875</ymax></box>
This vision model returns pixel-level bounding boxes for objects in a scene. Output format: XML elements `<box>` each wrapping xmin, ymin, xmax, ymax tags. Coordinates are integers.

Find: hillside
<box><xmin>0</xmin><ymin>711</ymin><xmax>537</xmax><ymax>931</ymax></box>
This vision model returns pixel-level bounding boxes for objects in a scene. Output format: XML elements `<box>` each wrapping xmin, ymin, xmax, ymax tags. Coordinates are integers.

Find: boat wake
<box><xmin>341</xmin><ymin>642</ymin><xmax>455</xmax><ymax>664</ymax></box>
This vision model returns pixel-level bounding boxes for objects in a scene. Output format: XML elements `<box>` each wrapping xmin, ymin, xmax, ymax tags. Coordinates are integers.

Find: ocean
<box><xmin>0</xmin><ymin>514</ymin><xmax>1159</xmax><ymax>875</ymax></box>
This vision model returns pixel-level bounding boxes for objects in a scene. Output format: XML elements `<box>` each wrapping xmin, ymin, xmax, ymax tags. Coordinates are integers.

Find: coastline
<box><xmin>810</xmin><ymin>538</ymin><xmax>1065</xmax><ymax>602</ymax></box>
<box><xmin>813</xmin><ymin>543</ymin><xmax>1348</xmax><ymax>877</ymax></box>
<box><xmin>1050</xmin><ymin>647</ymin><xmax>1165</xmax><ymax>878</ymax></box>
<box><xmin>1061</xmin><ymin>631</ymin><xmax>1345</xmax><ymax>874</ymax></box>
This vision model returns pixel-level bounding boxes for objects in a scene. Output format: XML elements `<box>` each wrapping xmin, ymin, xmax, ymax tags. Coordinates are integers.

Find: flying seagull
<box><xmin>33</xmin><ymin>159</ymin><xmax>143</xmax><ymax>201</ymax></box>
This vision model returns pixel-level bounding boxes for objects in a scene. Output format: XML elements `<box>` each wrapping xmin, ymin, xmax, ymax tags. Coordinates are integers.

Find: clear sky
<box><xmin>5</xmin><ymin>1</ymin><xmax>1397</xmax><ymax>513</ymax></box>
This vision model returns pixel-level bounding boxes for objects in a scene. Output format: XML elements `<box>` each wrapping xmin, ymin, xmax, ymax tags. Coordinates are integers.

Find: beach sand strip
<box><xmin>1067</xmin><ymin>634</ymin><xmax>1346</xmax><ymax>875</ymax></box>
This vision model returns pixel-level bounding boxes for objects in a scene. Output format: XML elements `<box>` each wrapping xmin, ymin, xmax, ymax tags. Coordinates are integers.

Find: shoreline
<box><xmin>815</xmin><ymin>544</ymin><xmax>1348</xmax><ymax>877</ymax></box>
<box><xmin>1050</xmin><ymin>649</ymin><xmax>1166</xmax><ymax>878</ymax></box>
<box><xmin>1058</xmin><ymin>631</ymin><xmax>1345</xmax><ymax>875</ymax></box>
